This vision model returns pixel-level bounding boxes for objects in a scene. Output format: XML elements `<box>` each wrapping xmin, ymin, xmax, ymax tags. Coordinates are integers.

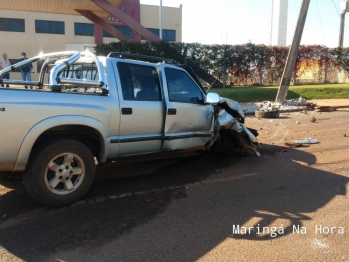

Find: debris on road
<box><xmin>254</xmin><ymin>101</ymin><xmax>280</xmax><ymax>118</ymax></box>
<box><xmin>316</xmin><ymin>106</ymin><xmax>336</xmax><ymax>112</ymax></box>
<box><xmin>243</xmin><ymin>97</ymin><xmax>316</xmax><ymax>115</ymax></box>
<box><xmin>278</xmin><ymin>97</ymin><xmax>315</xmax><ymax>112</ymax></box>
<box><xmin>259</xmin><ymin>101</ymin><xmax>279</xmax><ymax>111</ymax></box>
<box><xmin>316</xmin><ymin>104</ymin><xmax>349</xmax><ymax>112</ymax></box>
<box><xmin>291</xmin><ymin>138</ymin><xmax>320</xmax><ymax>147</ymax></box>
<box><xmin>310</xmin><ymin>116</ymin><xmax>316</xmax><ymax>122</ymax></box>
<box><xmin>284</xmin><ymin>142</ymin><xmax>310</xmax><ymax>148</ymax></box>
<box><xmin>284</xmin><ymin>137</ymin><xmax>319</xmax><ymax>148</ymax></box>
<box><xmin>255</xmin><ymin>109</ymin><xmax>280</xmax><ymax>118</ymax></box>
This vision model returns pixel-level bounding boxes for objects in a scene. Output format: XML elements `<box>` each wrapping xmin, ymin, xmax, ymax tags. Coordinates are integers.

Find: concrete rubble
<box><xmin>241</xmin><ymin>96</ymin><xmax>316</xmax><ymax>115</ymax></box>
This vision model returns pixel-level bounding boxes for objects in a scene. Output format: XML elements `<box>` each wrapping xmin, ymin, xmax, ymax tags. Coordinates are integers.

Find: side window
<box><xmin>117</xmin><ymin>62</ymin><xmax>161</xmax><ymax>101</ymax></box>
<box><xmin>165</xmin><ymin>68</ymin><xmax>204</xmax><ymax>103</ymax></box>
<box><xmin>117</xmin><ymin>62</ymin><xmax>134</xmax><ymax>100</ymax></box>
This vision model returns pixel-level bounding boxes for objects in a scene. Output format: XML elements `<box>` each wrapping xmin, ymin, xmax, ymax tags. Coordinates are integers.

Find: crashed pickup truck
<box><xmin>0</xmin><ymin>51</ymin><xmax>259</xmax><ymax>206</ymax></box>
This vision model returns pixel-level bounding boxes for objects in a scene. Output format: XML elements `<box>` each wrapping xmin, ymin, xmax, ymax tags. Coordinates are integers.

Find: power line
<box><xmin>316</xmin><ymin>0</ymin><xmax>326</xmax><ymax>44</ymax></box>
<box><xmin>331</xmin><ymin>0</ymin><xmax>340</xmax><ymax>15</ymax></box>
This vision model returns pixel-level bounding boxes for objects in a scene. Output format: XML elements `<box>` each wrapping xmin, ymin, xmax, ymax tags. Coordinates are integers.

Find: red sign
<box><xmin>104</xmin><ymin>0</ymin><xmax>140</xmax><ymax>25</ymax></box>
<box><xmin>95</xmin><ymin>0</ymin><xmax>141</xmax><ymax>43</ymax></box>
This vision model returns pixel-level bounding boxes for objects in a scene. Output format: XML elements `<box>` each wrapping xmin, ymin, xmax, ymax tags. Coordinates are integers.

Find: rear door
<box><xmin>162</xmin><ymin>67</ymin><xmax>214</xmax><ymax>151</ymax></box>
<box><xmin>114</xmin><ymin>62</ymin><xmax>165</xmax><ymax>156</ymax></box>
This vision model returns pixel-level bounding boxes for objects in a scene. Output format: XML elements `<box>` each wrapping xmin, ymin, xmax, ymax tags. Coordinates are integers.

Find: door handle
<box><xmin>167</xmin><ymin>108</ymin><xmax>177</xmax><ymax>115</ymax></box>
<box><xmin>121</xmin><ymin>108</ymin><xmax>133</xmax><ymax>115</ymax></box>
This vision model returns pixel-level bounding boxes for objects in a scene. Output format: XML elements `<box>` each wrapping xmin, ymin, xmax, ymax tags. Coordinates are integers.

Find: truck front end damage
<box><xmin>208</xmin><ymin>97</ymin><xmax>260</xmax><ymax>156</ymax></box>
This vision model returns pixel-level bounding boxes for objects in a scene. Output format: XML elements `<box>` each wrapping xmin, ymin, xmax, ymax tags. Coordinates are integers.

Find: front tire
<box><xmin>23</xmin><ymin>139</ymin><xmax>96</xmax><ymax>207</ymax></box>
<box><xmin>211</xmin><ymin>129</ymin><xmax>242</xmax><ymax>155</ymax></box>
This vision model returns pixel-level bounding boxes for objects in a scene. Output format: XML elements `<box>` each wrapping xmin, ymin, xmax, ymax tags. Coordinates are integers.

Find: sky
<box><xmin>140</xmin><ymin>0</ymin><xmax>347</xmax><ymax>47</ymax></box>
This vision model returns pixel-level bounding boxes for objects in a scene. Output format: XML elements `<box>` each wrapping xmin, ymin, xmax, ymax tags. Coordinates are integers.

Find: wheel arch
<box><xmin>14</xmin><ymin>116</ymin><xmax>110</xmax><ymax>171</ymax></box>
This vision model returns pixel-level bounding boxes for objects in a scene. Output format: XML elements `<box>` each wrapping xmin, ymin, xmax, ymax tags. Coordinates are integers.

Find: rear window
<box><xmin>58</xmin><ymin>63</ymin><xmax>99</xmax><ymax>81</ymax></box>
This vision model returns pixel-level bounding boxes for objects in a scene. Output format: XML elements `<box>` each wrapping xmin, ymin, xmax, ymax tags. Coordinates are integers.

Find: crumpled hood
<box><xmin>219</xmin><ymin>97</ymin><xmax>245</xmax><ymax>119</ymax></box>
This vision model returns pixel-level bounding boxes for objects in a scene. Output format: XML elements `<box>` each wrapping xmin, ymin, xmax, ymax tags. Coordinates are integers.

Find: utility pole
<box><xmin>223</xmin><ymin>45</ymin><xmax>227</xmax><ymax>88</ymax></box>
<box><xmin>339</xmin><ymin>0</ymin><xmax>349</xmax><ymax>47</ymax></box>
<box><xmin>275</xmin><ymin>0</ymin><xmax>310</xmax><ymax>103</ymax></box>
<box><xmin>159</xmin><ymin>0</ymin><xmax>163</xmax><ymax>40</ymax></box>
<box><xmin>323</xmin><ymin>48</ymin><xmax>328</xmax><ymax>83</ymax></box>
<box><xmin>339</xmin><ymin>14</ymin><xmax>345</xmax><ymax>47</ymax></box>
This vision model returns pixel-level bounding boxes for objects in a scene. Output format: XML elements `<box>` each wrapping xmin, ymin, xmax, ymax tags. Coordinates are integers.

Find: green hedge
<box><xmin>95</xmin><ymin>42</ymin><xmax>349</xmax><ymax>86</ymax></box>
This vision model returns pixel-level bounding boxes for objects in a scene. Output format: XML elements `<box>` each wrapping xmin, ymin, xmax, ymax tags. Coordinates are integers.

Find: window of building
<box><xmin>8</xmin><ymin>59</ymin><xmax>21</xmax><ymax>72</ymax></box>
<box><xmin>103</xmin><ymin>26</ymin><xmax>132</xmax><ymax>38</ymax></box>
<box><xmin>74</xmin><ymin>22</ymin><xmax>94</xmax><ymax>36</ymax></box>
<box><xmin>162</xmin><ymin>29</ymin><xmax>176</xmax><ymax>41</ymax></box>
<box><xmin>117</xmin><ymin>26</ymin><xmax>132</xmax><ymax>38</ymax></box>
<box><xmin>35</xmin><ymin>20</ymin><xmax>65</xmax><ymax>34</ymax></box>
<box><xmin>147</xmin><ymin>28</ymin><xmax>159</xmax><ymax>37</ymax></box>
<box><xmin>0</xmin><ymin>18</ymin><xmax>25</xmax><ymax>32</ymax></box>
<box><xmin>165</xmin><ymin>68</ymin><xmax>204</xmax><ymax>103</ymax></box>
<box><xmin>143</xmin><ymin>28</ymin><xmax>176</xmax><ymax>41</ymax></box>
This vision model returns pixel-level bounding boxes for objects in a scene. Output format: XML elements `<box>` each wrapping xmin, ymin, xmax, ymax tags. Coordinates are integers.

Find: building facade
<box><xmin>270</xmin><ymin>0</ymin><xmax>288</xmax><ymax>46</ymax></box>
<box><xmin>0</xmin><ymin>2</ymin><xmax>182</xmax><ymax>80</ymax></box>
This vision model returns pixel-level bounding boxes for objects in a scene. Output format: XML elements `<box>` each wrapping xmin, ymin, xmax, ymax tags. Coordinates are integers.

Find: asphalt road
<box><xmin>1</xmin><ymin>109</ymin><xmax>348</xmax><ymax>262</ymax></box>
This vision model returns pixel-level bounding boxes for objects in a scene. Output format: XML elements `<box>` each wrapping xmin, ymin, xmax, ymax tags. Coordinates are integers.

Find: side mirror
<box><xmin>206</xmin><ymin>92</ymin><xmax>220</xmax><ymax>104</ymax></box>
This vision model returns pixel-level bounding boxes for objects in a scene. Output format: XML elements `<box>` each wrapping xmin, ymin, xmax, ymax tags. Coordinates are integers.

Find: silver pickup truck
<box><xmin>0</xmin><ymin>51</ymin><xmax>259</xmax><ymax>207</ymax></box>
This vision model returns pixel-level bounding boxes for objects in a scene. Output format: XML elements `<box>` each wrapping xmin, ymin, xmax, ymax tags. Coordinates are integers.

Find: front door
<box><xmin>162</xmin><ymin>67</ymin><xmax>214</xmax><ymax>151</ymax></box>
<box><xmin>115</xmin><ymin>62</ymin><xmax>164</xmax><ymax>156</ymax></box>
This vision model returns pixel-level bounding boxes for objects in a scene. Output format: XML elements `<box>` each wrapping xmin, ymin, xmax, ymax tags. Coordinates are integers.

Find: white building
<box><xmin>270</xmin><ymin>0</ymin><xmax>288</xmax><ymax>46</ymax></box>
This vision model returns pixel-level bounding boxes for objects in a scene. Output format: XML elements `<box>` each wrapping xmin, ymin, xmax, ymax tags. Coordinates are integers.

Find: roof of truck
<box><xmin>107</xmin><ymin>52</ymin><xmax>179</xmax><ymax>65</ymax></box>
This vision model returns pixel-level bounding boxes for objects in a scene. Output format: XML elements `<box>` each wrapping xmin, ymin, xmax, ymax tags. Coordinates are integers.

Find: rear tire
<box><xmin>23</xmin><ymin>139</ymin><xmax>96</xmax><ymax>207</ymax></box>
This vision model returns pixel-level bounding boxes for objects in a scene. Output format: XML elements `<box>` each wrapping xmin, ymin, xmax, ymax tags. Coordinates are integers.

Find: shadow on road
<box><xmin>0</xmin><ymin>145</ymin><xmax>348</xmax><ymax>261</ymax></box>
